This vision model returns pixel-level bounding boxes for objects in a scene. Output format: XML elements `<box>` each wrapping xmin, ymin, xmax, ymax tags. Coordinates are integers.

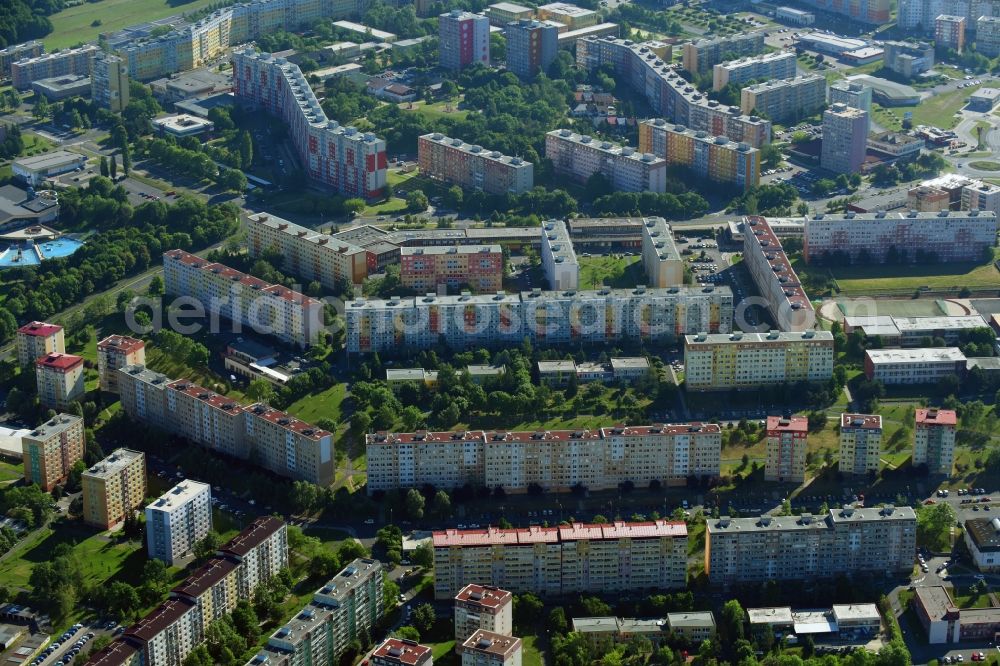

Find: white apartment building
<box><xmin>346</xmin><ymin>286</ymin><xmax>732</xmax><ymax>353</ymax></box>
<box><xmin>863</xmin><ymin>348</ymin><xmax>966</xmax><ymax>385</ymax></box>
<box><xmin>713</xmin><ymin>51</ymin><xmax>797</xmax><ymax>91</ymax></box>
<box><xmin>546</xmin><ymin>129</ymin><xmax>666</xmax><ymax>193</ymax></box>
<box><xmin>366</xmin><ymin>423</ymin><xmax>721</xmax><ymax>493</ymax></box>
<box><xmin>145</xmin><ymin>480</ymin><xmax>213</xmax><ymax>565</ymax></box>
<box><xmin>705</xmin><ymin>506</ymin><xmax>917</xmax><ymax>584</ymax></box>
<box><xmin>433</xmin><ymin>520</ymin><xmax>687</xmax><ymax>599</ymax></box>
<box><xmin>162</xmin><ymin>249</ymin><xmax>323</xmax><ymax>348</ymax></box>
<box><xmin>684</xmin><ymin>330</ymin><xmax>835</xmax><ymax>391</ymax></box>
<box><xmin>540</xmin><ymin>219</ymin><xmax>579</xmax><ymax>290</ymax></box>
<box><xmin>16</xmin><ymin>321</ymin><xmax>64</xmax><ymax>367</ymax></box>
<box><xmin>245</xmin><ymin>213</ymin><xmax>370</xmax><ymax>287</ymax></box>
<box><xmin>455</xmin><ymin>585</ymin><xmax>513</xmax><ymax>643</ymax></box>
<box><xmin>640</xmin><ymin>217</ymin><xmax>683</xmax><ymax>288</ymax></box>
<box><xmin>962</xmin><ymin>181</ymin><xmax>1000</xmax><ymax>214</ymax></box>
<box><xmin>459</xmin><ymin>631</ymin><xmax>522</xmax><ymax>666</ymax></box>
<box><xmin>913</xmin><ymin>408</ymin><xmax>957</xmax><ymax>475</ymax></box>
<box><xmin>742</xmin><ymin>216</ymin><xmax>814</xmax><ymax>332</ymax></box>
<box><xmin>803</xmin><ymin>210</ymin><xmax>997</xmax><ymax>264</ymax></box>
<box><xmin>839</xmin><ymin>413</ymin><xmax>883</xmax><ymax>475</ymax></box>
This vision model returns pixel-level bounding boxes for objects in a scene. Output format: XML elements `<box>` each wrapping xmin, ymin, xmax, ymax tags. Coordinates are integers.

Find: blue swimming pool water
<box><xmin>0</xmin><ymin>238</ymin><xmax>84</xmax><ymax>267</ymax></box>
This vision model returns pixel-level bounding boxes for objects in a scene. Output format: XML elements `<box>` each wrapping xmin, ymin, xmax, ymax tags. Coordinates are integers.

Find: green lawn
<box><xmin>20</xmin><ymin>133</ymin><xmax>55</xmax><ymax>157</ymax></box>
<box><xmin>399</xmin><ymin>100</ymin><xmax>469</xmax><ymax>122</ymax></box>
<box><xmin>970</xmin><ymin>161</ymin><xmax>1000</xmax><ymax>171</ymax></box>
<box><xmin>284</xmin><ymin>383</ymin><xmax>346</xmax><ymax>424</ymax></box>
<box><xmin>0</xmin><ymin>461</ymin><xmax>22</xmax><ymax>484</ymax></box>
<box><xmin>950</xmin><ymin>585</ymin><xmax>994</xmax><ymax>609</ymax></box>
<box><xmin>578</xmin><ymin>255</ymin><xmax>644</xmax><ymax>289</ymax></box>
<box><xmin>45</xmin><ymin>0</ymin><xmax>220</xmax><ymax>49</ymax></box>
<box><xmin>801</xmin><ymin>256</ymin><xmax>1000</xmax><ymax>295</ymax></box>
<box><xmin>881</xmin><ymin>84</ymin><xmax>999</xmax><ymax>130</ymax></box>
<box><xmin>522</xmin><ymin>634</ymin><xmax>545</xmax><ymax>666</ymax></box>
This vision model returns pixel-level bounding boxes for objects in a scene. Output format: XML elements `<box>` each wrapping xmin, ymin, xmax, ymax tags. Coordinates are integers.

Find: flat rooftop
<box><xmin>83</xmin><ymin>448</ymin><xmax>143</xmax><ymax>479</ymax></box>
<box><xmin>24</xmin><ymin>413</ymin><xmax>82</xmax><ymax>441</ymax></box>
<box><xmin>146</xmin><ymin>480</ymin><xmax>210</xmax><ymax>513</ymax></box>
<box><xmin>865</xmin><ymin>348</ymin><xmax>966</xmax><ymax>364</ymax></box>
<box><xmin>840</xmin><ymin>413</ymin><xmax>882</xmax><ymax>430</ymax></box>
<box><xmin>13</xmin><ymin>150</ymin><xmax>85</xmax><ymax>171</ymax></box>
<box><xmin>748</xmin><ymin>607</ymin><xmax>794</xmax><ymax>625</ymax></box>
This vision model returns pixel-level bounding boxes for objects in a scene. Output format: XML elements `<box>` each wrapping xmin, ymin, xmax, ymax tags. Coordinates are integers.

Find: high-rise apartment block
<box><xmin>936</xmin><ymin>15</ymin><xmax>967</xmax><ymax>50</ymax></box>
<box><xmin>821</xmin><ymin>103</ymin><xmax>869</xmax><ymax>175</ymax></box>
<box><xmin>433</xmin><ymin>520</ymin><xmax>688</xmax><ymax>599</ymax></box>
<box><xmin>16</xmin><ymin>321</ymin><xmax>64</xmax><ymax>367</ymax></box>
<box><xmin>233</xmin><ymin>50</ymin><xmax>387</xmax><ymax>200</ymax></box>
<box><xmin>245</xmin><ymin>213</ymin><xmax>369</xmax><ymax>288</ymax></box>
<box><xmin>577</xmin><ymin>38</ymin><xmax>771</xmax><ymax>147</ymax></box>
<box><xmin>540</xmin><ymin>219</ymin><xmax>579</xmax><ymax>290</ymax></box>
<box><xmin>803</xmin><ymin>210</ymin><xmax>997</xmax><ymax>264</ymax></box>
<box><xmin>346</xmin><ymin>286</ymin><xmax>732</xmax><ymax>353</ymax></box>
<box><xmin>978</xmin><ymin>16</ymin><xmax>1000</xmax><ymax>56</ymax></box>
<box><xmin>440</xmin><ymin>11</ymin><xmax>490</xmax><ymax>70</ymax></box>
<box><xmin>459</xmin><ymin>631</ymin><xmax>522</xmax><ymax>666</ymax></box>
<box><xmin>546</xmin><ymin>129</ymin><xmax>666</xmax><ymax>193</ymax></box>
<box><xmin>712</xmin><ymin>51</ymin><xmax>797</xmax><ymax>91</ymax></box>
<box><xmin>372</xmin><ymin>639</ymin><xmax>434</xmax><ymax>666</ymax></box>
<box><xmin>684</xmin><ymin>330</ymin><xmax>835</xmax><ymax>391</ymax></box>
<box><xmin>118</xmin><ymin>365</ymin><xmax>334</xmax><ymax>485</ymax></box>
<box><xmin>36</xmin><ymin>352</ymin><xmax>84</xmax><ymax>410</ymax></box>
<box><xmin>764</xmin><ymin>416</ymin><xmax>808</xmax><ymax>483</ymax></box>
<box><xmin>82</xmin><ymin>448</ymin><xmax>146</xmax><ymax>529</ymax></box>
<box><xmin>913</xmin><ymin>408</ymin><xmax>957</xmax><ymax>475</ymax></box>
<box><xmin>249</xmin><ymin>558</ymin><xmax>383</xmax><ymax>666</ymax></box>
<box><xmin>418</xmin><ymin>133</ymin><xmax>534</xmax><ymax>195</ymax></box>
<box><xmin>10</xmin><ymin>45</ymin><xmax>99</xmax><ymax>90</ymax></box>
<box><xmin>742</xmin><ymin>216</ymin><xmax>814</xmax><ymax>331</ymax></box>
<box><xmin>21</xmin><ymin>413</ymin><xmax>84</xmax><ymax>491</ymax></box>
<box><xmin>366</xmin><ymin>423</ymin><xmax>721</xmax><ymax>494</ymax></box>
<box><xmin>455</xmin><ymin>585</ymin><xmax>514</xmax><ymax>643</ymax></box>
<box><xmin>828</xmin><ymin>80</ymin><xmax>872</xmax><ymax>134</ymax></box>
<box><xmin>705</xmin><ymin>506</ymin><xmax>917</xmax><ymax>584</ymax></box>
<box><xmin>163</xmin><ymin>249</ymin><xmax>323</xmax><ymax>348</ymax></box>
<box><xmin>91</xmin><ymin>51</ymin><xmax>130</xmax><ymax>112</ymax></box>
<box><xmin>639</xmin><ymin>216</ymin><xmax>684</xmax><ymax>287</ymax></box>
<box><xmin>962</xmin><ymin>181</ymin><xmax>1000</xmax><ymax>214</ymax></box>
<box><xmin>839</xmin><ymin>413</ymin><xmax>883</xmax><ymax>476</ymax></box>
<box><xmin>638</xmin><ymin>120</ymin><xmax>760</xmax><ymax>192</ymax></box>
<box><xmin>740</xmin><ymin>74</ymin><xmax>826</xmax><ymax>124</ymax></box>
<box><xmin>400</xmin><ymin>245</ymin><xmax>504</xmax><ymax>293</ymax></box>
<box><xmin>0</xmin><ymin>41</ymin><xmax>43</xmax><ymax>80</ymax></box>
<box><xmin>146</xmin><ymin>480</ymin><xmax>213</xmax><ymax>565</ymax></box>
<box><xmin>97</xmin><ymin>335</ymin><xmax>146</xmax><ymax>393</ymax></box>
<box><xmin>806</xmin><ymin>0</ymin><xmax>889</xmax><ymax>22</ymax></box>
<box><xmin>506</xmin><ymin>19</ymin><xmax>558</xmax><ymax>78</ymax></box>
<box><xmin>682</xmin><ymin>32</ymin><xmax>765</xmax><ymax>74</ymax></box>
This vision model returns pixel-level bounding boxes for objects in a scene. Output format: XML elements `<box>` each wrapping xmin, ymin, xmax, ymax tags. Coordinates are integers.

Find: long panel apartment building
<box><xmin>367</xmin><ymin>423</ymin><xmax>721</xmax><ymax>494</ymax></box>
<box><xmin>233</xmin><ymin>49</ymin><xmax>387</xmax><ymax>199</ymax></box>
<box><xmin>22</xmin><ymin>413</ymin><xmax>84</xmax><ymax>491</ymax></box>
<box><xmin>577</xmin><ymin>37</ymin><xmax>771</xmax><ymax>147</ymax></box>
<box><xmin>705</xmin><ymin>505</ymin><xmax>917</xmax><ymax>584</ymax></box>
<box><xmin>638</xmin><ymin>120</ymin><xmax>760</xmax><ymax>192</ymax></box>
<box><xmin>245</xmin><ymin>213</ymin><xmax>370</xmax><ymax>288</ymax></box>
<box><xmin>401</xmin><ymin>245</ymin><xmax>503</xmax><ymax>293</ymax></box>
<box><xmin>740</xmin><ymin>75</ymin><xmax>826</xmax><ymax>124</ymax></box>
<box><xmin>163</xmin><ymin>249</ymin><xmax>323</xmax><ymax>348</ymax></box>
<box><xmin>546</xmin><ymin>130</ymin><xmax>666</xmax><ymax>193</ymax></box>
<box><xmin>346</xmin><ymin>286</ymin><xmax>733</xmax><ymax>353</ymax></box>
<box><xmin>803</xmin><ymin>210</ymin><xmax>997</xmax><ymax>264</ymax></box>
<box><xmin>118</xmin><ymin>364</ymin><xmax>334</xmax><ymax>485</ymax></box>
<box><xmin>246</xmin><ymin>558</ymin><xmax>383</xmax><ymax>666</ymax></box>
<box><xmin>418</xmin><ymin>133</ymin><xmax>533</xmax><ymax>195</ymax></box>
<box><xmin>10</xmin><ymin>45</ymin><xmax>100</xmax><ymax>90</ymax></box>
<box><xmin>713</xmin><ymin>51</ymin><xmax>797</xmax><ymax>91</ymax></box>
<box><xmin>684</xmin><ymin>330</ymin><xmax>834</xmax><ymax>391</ymax></box>
<box><xmin>742</xmin><ymin>216</ymin><xmax>815</xmax><ymax>331</ymax></box>
<box><xmin>433</xmin><ymin>520</ymin><xmax>688</xmax><ymax>599</ymax></box>
<box><xmin>682</xmin><ymin>32</ymin><xmax>766</xmax><ymax>74</ymax></box>
<box><xmin>806</xmin><ymin>0</ymin><xmax>889</xmax><ymax>23</ymax></box>
<box><xmin>0</xmin><ymin>41</ymin><xmax>43</xmax><ymax>80</ymax></box>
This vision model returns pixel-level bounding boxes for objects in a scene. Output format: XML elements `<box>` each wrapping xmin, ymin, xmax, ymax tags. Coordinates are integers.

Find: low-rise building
<box><xmin>537</xmin><ymin>2</ymin><xmax>598</xmax><ymax>29</ymax></box>
<box><xmin>963</xmin><ymin>517</ymin><xmax>1000</xmax><ymax>572</ymax></box>
<box><xmin>16</xmin><ymin>321</ymin><xmax>64</xmax><ymax>367</ymax></box>
<box><xmin>35</xmin><ymin>352</ymin><xmax>84</xmax><ymax>410</ymax></box>
<box><xmin>537</xmin><ymin>360</ymin><xmax>578</xmax><ymax>387</ymax></box>
<box><xmin>487</xmin><ymin>2</ymin><xmax>533</xmax><ymax>26</ymax></box>
<box><xmin>97</xmin><ymin>335</ymin><xmax>146</xmax><ymax>393</ymax></box>
<box><xmin>968</xmin><ymin>87</ymin><xmax>1000</xmax><ymax>112</ymax></box>
<box><xmin>455</xmin><ymin>585</ymin><xmax>513</xmax><ymax>642</ymax></box>
<box><xmin>12</xmin><ymin>151</ymin><xmax>87</xmax><ymax>187</ymax></box>
<box><xmin>82</xmin><ymin>448</ymin><xmax>146</xmax><ymax>529</ymax></box>
<box><xmin>151</xmin><ymin>114</ymin><xmax>215</xmax><ymax>137</ymax></box>
<box><xmin>839</xmin><ymin>413</ymin><xmax>882</xmax><ymax>475</ymax></box>
<box><xmin>400</xmin><ymin>245</ymin><xmax>504</xmax><ymax>294</ymax></box>
<box><xmin>32</xmin><ymin>74</ymin><xmax>91</xmax><ymax>100</ymax></box>
<box><xmin>913</xmin><ymin>408</ymin><xmax>956</xmax><ymax>475</ymax></box>
<box><xmin>21</xmin><ymin>413</ymin><xmax>84</xmax><ymax>491</ymax></box>
<box><xmin>912</xmin><ymin>585</ymin><xmax>1000</xmax><ymax>644</ymax></box>
<box><xmin>863</xmin><ymin>348</ymin><xmax>966</xmax><ymax>385</ymax></box>
<box><xmin>684</xmin><ymin>330</ymin><xmax>834</xmax><ymax>391</ymax></box>
<box><xmin>458</xmin><ymin>631</ymin><xmax>522</xmax><ymax>666</ymax></box>
<box><xmin>764</xmin><ymin>416</ymin><xmax>808</xmax><ymax>483</ymax></box>
<box><xmin>775</xmin><ymin>6</ymin><xmax>815</xmax><ymax>24</ymax></box>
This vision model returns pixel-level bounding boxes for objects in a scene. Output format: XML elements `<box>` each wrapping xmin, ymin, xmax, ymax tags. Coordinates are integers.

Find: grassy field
<box><xmin>800</xmin><ymin>256</ymin><xmax>1000</xmax><ymax>295</ymax></box>
<box><xmin>284</xmin><ymin>384</ymin><xmax>346</xmax><ymax>425</ymax></box>
<box><xmin>578</xmin><ymin>255</ymin><xmax>644</xmax><ymax>289</ymax></box>
<box><xmin>398</xmin><ymin>100</ymin><xmax>469</xmax><ymax>122</ymax></box>
<box><xmin>950</xmin><ymin>585</ymin><xmax>994</xmax><ymax>609</ymax></box>
<box><xmin>45</xmin><ymin>0</ymin><xmax>219</xmax><ymax>49</ymax></box>
<box><xmin>881</xmin><ymin>84</ymin><xmax>999</xmax><ymax>130</ymax></box>
<box><xmin>970</xmin><ymin>161</ymin><xmax>1000</xmax><ymax>171</ymax></box>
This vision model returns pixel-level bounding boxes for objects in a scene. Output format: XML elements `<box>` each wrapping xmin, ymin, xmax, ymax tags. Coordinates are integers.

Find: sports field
<box><xmin>45</xmin><ymin>0</ymin><xmax>219</xmax><ymax>49</ymax></box>
<box><xmin>828</xmin><ymin>260</ymin><xmax>1000</xmax><ymax>294</ymax></box>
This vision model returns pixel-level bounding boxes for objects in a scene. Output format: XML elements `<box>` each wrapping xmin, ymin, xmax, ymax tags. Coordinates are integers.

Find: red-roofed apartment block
<box><xmin>16</xmin><ymin>320</ymin><xmax>64</xmax><ymax>367</ymax></box>
<box><xmin>35</xmin><ymin>352</ymin><xmax>84</xmax><ymax>409</ymax></box>
<box><xmin>914</xmin><ymin>408</ymin><xmax>957</xmax><ymax>475</ymax></box>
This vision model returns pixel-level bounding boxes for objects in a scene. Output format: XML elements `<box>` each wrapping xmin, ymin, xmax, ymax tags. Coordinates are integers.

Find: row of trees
<box><xmin>137</xmin><ymin>136</ymin><xmax>247</xmax><ymax>192</ymax></box>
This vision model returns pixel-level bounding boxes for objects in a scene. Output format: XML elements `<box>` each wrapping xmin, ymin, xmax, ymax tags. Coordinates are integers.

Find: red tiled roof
<box><xmin>35</xmin><ymin>352</ymin><xmax>83</xmax><ymax>371</ymax></box>
<box><xmin>82</xmin><ymin>640</ymin><xmax>138</xmax><ymax>666</ymax></box>
<box><xmin>18</xmin><ymin>321</ymin><xmax>62</xmax><ymax>337</ymax></box>
<box><xmin>767</xmin><ymin>415</ymin><xmax>808</xmax><ymax>432</ymax></box>
<box><xmin>171</xmin><ymin>557</ymin><xmax>238</xmax><ymax>600</ymax></box>
<box><xmin>167</xmin><ymin>380</ymin><xmax>244</xmax><ymax>415</ymax></box>
<box><xmin>164</xmin><ymin>249</ymin><xmax>321</xmax><ymax>306</ymax></box>
<box><xmin>372</xmin><ymin>639</ymin><xmax>432</xmax><ymax>665</ymax></box>
<box><xmin>219</xmin><ymin>516</ymin><xmax>285</xmax><ymax>557</ymax></box>
<box><xmin>455</xmin><ymin>584</ymin><xmax>512</xmax><ymax>609</ymax></box>
<box><xmin>247</xmin><ymin>403</ymin><xmax>331</xmax><ymax>440</ymax></box>
<box><xmin>916</xmin><ymin>408</ymin><xmax>957</xmax><ymax>426</ymax></box>
<box><xmin>124</xmin><ymin>598</ymin><xmax>196</xmax><ymax>642</ymax></box>
<box><xmin>98</xmin><ymin>335</ymin><xmax>145</xmax><ymax>354</ymax></box>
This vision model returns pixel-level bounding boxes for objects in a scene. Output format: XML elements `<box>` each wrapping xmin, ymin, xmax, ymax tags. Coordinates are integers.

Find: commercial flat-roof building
<box><xmin>367</xmin><ymin>423</ymin><xmax>721</xmax><ymax>494</ymax></box>
<box><xmin>742</xmin><ymin>216</ymin><xmax>814</xmax><ymax>332</ymax></box>
<box><xmin>151</xmin><ymin>114</ymin><xmax>215</xmax><ymax>137</ymax></box>
<box><xmin>765</xmin><ymin>416</ymin><xmax>808</xmax><ymax>483</ymax></box>
<box><xmin>145</xmin><ymin>480</ymin><xmax>213</xmax><ymax>565</ymax></box>
<box><xmin>863</xmin><ymin>348</ymin><xmax>966</xmax><ymax>385</ymax></box>
<box><xmin>540</xmin><ymin>219</ymin><xmax>579</xmax><ymax>291</ymax></box>
<box><xmin>332</xmin><ymin>20</ymin><xmax>397</xmax><ymax>42</ymax></box>
<box><xmin>12</xmin><ymin>151</ymin><xmax>87</xmax><ymax>187</ymax></box>
<box><xmin>705</xmin><ymin>506</ymin><xmax>917</xmax><ymax>584</ymax></box>
<box><xmin>455</xmin><ymin>585</ymin><xmax>513</xmax><ymax>643</ymax></box>
<box><xmin>82</xmin><ymin>448</ymin><xmax>146</xmax><ymax>529</ymax></box>
<box><xmin>21</xmin><ymin>413</ymin><xmax>84</xmax><ymax>491</ymax></box>
<box><xmin>741</xmin><ymin>75</ymin><xmax>827</xmax><ymax>125</ymax></box>
<box><xmin>638</xmin><ymin>120</ymin><xmax>760</xmax><ymax>193</ymax></box>
<box><xmin>418</xmin><ymin>133</ymin><xmax>533</xmax><ymax>195</ymax></box>
<box><xmin>776</xmin><ymin>6</ymin><xmax>816</xmax><ymax>24</ymax></box>
<box><xmin>32</xmin><ymin>74</ymin><xmax>91</xmax><ymax>101</ymax></box>
<box><xmin>803</xmin><ymin>210</ymin><xmax>997</xmax><ymax>265</ymax></box>
<box><xmin>487</xmin><ymin>2</ymin><xmax>533</xmax><ymax>26</ymax></box>
<box><xmin>963</xmin><ymin>518</ymin><xmax>1000</xmax><ymax>572</ymax></box>
<box><xmin>16</xmin><ymin>321</ymin><xmax>64</xmax><ymax>368</ymax></box>
<box><xmin>682</xmin><ymin>32</ymin><xmax>766</xmax><ymax>74</ymax></box>
<box><xmin>433</xmin><ymin>520</ymin><xmax>688</xmax><ymax>598</ymax></box>
<box><xmin>839</xmin><ymin>413</ymin><xmax>883</xmax><ymax>476</ymax></box>
<box><xmin>713</xmin><ymin>51</ymin><xmax>797</xmax><ymax>91</ymax></box>
<box><xmin>912</xmin><ymin>585</ymin><xmax>1000</xmax><ymax>644</ymax></box>
<box><xmin>684</xmin><ymin>330</ymin><xmax>834</xmax><ymax>391</ymax></box>
<box><xmin>913</xmin><ymin>408</ymin><xmax>957</xmax><ymax>475</ymax></box>
<box><xmin>546</xmin><ymin>129</ymin><xmax>666</xmax><ymax>193</ymax></box>
<box><xmin>537</xmin><ymin>2</ymin><xmax>598</xmax><ymax>28</ymax></box>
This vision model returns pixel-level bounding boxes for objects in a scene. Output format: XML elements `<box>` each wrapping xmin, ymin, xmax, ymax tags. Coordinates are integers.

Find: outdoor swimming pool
<box><xmin>0</xmin><ymin>238</ymin><xmax>84</xmax><ymax>267</ymax></box>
